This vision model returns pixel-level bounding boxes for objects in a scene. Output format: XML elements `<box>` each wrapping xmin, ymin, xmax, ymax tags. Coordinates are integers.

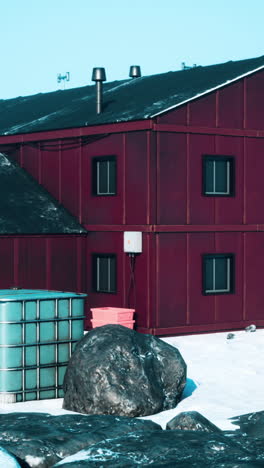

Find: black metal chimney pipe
<box><xmin>92</xmin><ymin>67</ymin><xmax>106</xmax><ymax>114</ymax></box>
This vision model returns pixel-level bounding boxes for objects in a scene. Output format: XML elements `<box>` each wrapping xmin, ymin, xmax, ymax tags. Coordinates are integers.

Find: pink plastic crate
<box><xmin>90</xmin><ymin>307</ymin><xmax>135</xmax><ymax>321</ymax></box>
<box><xmin>91</xmin><ymin>319</ymin><xmax>135</xmax><ymax>329</ymax></box>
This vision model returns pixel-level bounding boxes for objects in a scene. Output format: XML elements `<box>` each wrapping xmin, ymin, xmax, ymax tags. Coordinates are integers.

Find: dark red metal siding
<box><xmin>245</xmin><ymin>72</ymin><xmax>264</xmax><ymax>129</ymax></box>
<box><xmin>154</xmin><ymin>232</ymin><xmax>258</xmax><ymax>333</ymax></box>
<box><xmin>214</xmin><ymin>135</ymin><xmax>244</xmax><ymax>225</ymax></box>
<box><xmin>61</xmin><ymin>142</ymin><xmax>81</xmax><ymax>218</ymax></box>
<box><xmin>74</xmin><ymin>229</ymin><xmax>258</xmax><ymax>334</ymax></box>
<box><xmin>213</xmin><ymin>232</ymin><xmax>243</xmax><ymax>323</ymax></box>
<box><xmin>157</xmin><ymin>133</ymin><xmax>187</xmax><ymax>224</ymax></box>
<box><xmin>156</xmin><ymin>233</ymin><xmax>187</xmax><ymax>327</ymax></box>
<box><xmin>157</xmin><ymin>93</ymin><xmax>217</xmax><ymax>127</ymax></box>
<box><xmin>0</xmin><ymin>236</ymin><xmax>86</xmax><ymax>293</ymax></box>
<box><xmin>1</xmin><ymin>69</ymin><xmax>263</xmax><ymax>336</ymax></box>
<box><xmin>245</xmin><ymin>233</ymin><xmax>264</xmax><ymax>320</ymax></box>
<box><xmin>17</xmin><ymin>237</ymin><xmax>47</xmax><ymax>288</ymax></box>
<box><xmin>48</xmin><ymin>237</ymin><xmax>78</xmax><ymax>291</ymax></box>
<box><xmin>217</xmin><ymin>81</ymin><xmax>244</xmax><ymax>129</ymax></box>
<box><xmin>7</xmin><ymin>131</ymin><xmax>148</xmax><ymax>227</ymax></box>
<box><xmin>187</xmin><ymin>233</ymin><xmax>215</xmax><ymax>325</ymax></box>
<box><xmin>245</xmin><ymin>138</ymin><xmax>264</xmax><ymax>223</ymax></box>
<box><xmin>188</xmin><ymin>93</ymin><xmax>216</xmax><ymax>127</ymax></box>
<box><xmin>85</xmin><ymin>231</ymin><xmax>150</xmax><ymax>330</ymax></box>
<box><xmin>18</xmin><ymin>141</ymin><xmax>81</xmax><ymax>220</ymax></box>
<box><xmin>189</xmin><ymin>134</ymin><xmax>215</xmax><ymax>224</ymax></box>
<box><xmin>157</xmin><ymin>132</ymin><xmax>260</xmax><ymax>227</ymax></box>
<box><xmin>0</xmin><ymin>238</ymin><xmax>14</xmax><ymax>287</ymax></box>
<box><xmin>125</xmin><ymin>132</ymin><xmax>148</xmax><ymax>225</ymax></box>
<box><xmin>20</xmin><ymin>144</ymin><xmax>40</xmax><ymax>180</ymax></box>
<box><xmin>156</xmin><ymin>70</ymin><xmax>264</xmax><ymax>131</ymax></box>
<box><xmin>86</xmin><ymin>231</ymin><xmax>124</xmax><ymax>312</ymax></box>
<box><xmin>81</xmin><ymin>134</ymin><xmax>123</xmax><ymax>225</ymax></box>
<box><xmin>156</xmin><ymin>106</ymin><xmax>187</xmax><ymax>125</ymax></box>
<box><xmin>124</xmin><ymin>234</ymin><xmax>150</xmax><ymax>330</ymax></box>
<box><xmin>41</xmin><ymin>147</ymin><xmax>60</xmax><ymax>202</ymax></box>
<box><xmin>82</xmin><ymin>132</ymin><xmax>149</xmax><ymax>227</ymax></box>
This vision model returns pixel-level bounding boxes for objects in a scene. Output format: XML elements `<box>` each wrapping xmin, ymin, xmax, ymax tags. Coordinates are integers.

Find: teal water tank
<box><xmin>0</xmin><ymin>289</ymin><xmax>86</xmax><ymax>403</ymax></box>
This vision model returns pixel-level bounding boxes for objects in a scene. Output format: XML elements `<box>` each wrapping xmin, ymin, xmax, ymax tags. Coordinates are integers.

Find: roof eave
<box><xmin>0</xmin><ymin>119</ymin><xmax>153</xmax><ymax>144</ymax></box>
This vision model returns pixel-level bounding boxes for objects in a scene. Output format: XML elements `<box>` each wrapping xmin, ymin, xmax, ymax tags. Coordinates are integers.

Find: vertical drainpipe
<box><xmin>92</xmin><ymin>67</ymin><xmax>106</xmax><ymax>114</ymax></box>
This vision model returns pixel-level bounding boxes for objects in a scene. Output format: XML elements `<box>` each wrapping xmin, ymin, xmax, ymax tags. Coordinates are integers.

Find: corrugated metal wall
<box><xmin>10</xmin><ymin>131</ymin><xmax>153</xmax><ymax>228</ymax></box>
<box><xmin>157</xmin><ymin>230</ymin><xmax>264</xmax><ymax>334</ymax></box>
<box><xmin>3</xmin><ymin>69</ymin><xmax>264</xmax><ymax>335</ymax></box>
<box><xmin>0</xmin><ymin>235</ymin><xmax>87</xmax><ymax>293</ymax></box>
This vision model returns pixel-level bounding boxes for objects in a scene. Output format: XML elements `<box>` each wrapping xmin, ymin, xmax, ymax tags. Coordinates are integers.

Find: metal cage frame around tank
<box><xmin>0</xmin><ymin>289</ymin><xmax>86</xmax><ymax>403</ymax></box>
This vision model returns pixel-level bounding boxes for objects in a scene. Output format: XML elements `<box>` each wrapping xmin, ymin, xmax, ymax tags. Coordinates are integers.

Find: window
<box><xmin>203</xmin><ymin>156</ymin><xmax>234</xmax><ymax>196</ymax></box>
<box><xmin>92</xmin><ymin>254</ymin><xmax>117</xmax><ymax>293</ymax></box>
<box><xmin>203</xmin><ymin>254</ymin><xmax>234</xmax><ymax>295</ymax></box>
<box><xmin>92</xmin><ymin>156</ymin><xmax>116</xmax><ymax>196</ymax></box>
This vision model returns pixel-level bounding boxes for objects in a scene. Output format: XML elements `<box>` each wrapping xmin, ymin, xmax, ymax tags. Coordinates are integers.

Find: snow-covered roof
<box><xmin>0</xmin><ymin>153</ymin><xmax>86</xmax><ymax>234</ymax></box>
<box><xmin>0</xmin><ymin>55</ymin><xmax>264</xmax><ymax>136</ymax></box>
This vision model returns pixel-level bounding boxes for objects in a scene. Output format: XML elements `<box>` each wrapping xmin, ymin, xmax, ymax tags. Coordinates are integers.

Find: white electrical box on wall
<box><xmin>124</xmin><ymin>232</ymin><xmax>142</xmax><ymax>253</ymax></box>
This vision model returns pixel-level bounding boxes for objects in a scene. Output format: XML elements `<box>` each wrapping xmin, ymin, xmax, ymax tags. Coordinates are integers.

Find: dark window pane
<box><xmin>98</xmin><ymin>161</ymin><xmax>108</xmax><ymax>194</ymax></box>
<box><xmin>203</xmin><ymin>254</ymin><xmax>233</xmax><ymax>295</ymax></box>
<box><xmin>98</xmin><ymin>257</ymin><xmax>108</xmax><ymax>291</ymax></box>
<box><xmin>215</xmin><ymin>257</ymin><xmax>228</xmax><ymax>290</ymax></box>
<box><xmin>109</xmin><ymin>160</ymin><xmax>116</xmax><ymax>194</ymax></box>
<box><xmin>93</xmin><ymin>255</ymin><xmax>116</xmax><ymax>293</ymax></box>
<box><xmin>205</xmin><ymin>258</ymin><xmax>214</xmax><ymax>291</ymax></box>
<box><xmin>215</xmin><ymin>160</ymin><xmax>228</xmax><ymax>193</ymax></box>
<box><xmin>93</xmin><ymin>158</ymin><xmax>116</xmax><ymax>195</ymax></box>
<box><xmin>109</xmin><ymin>257</ymin><xmax>116</xmax><ymax>292</ymax></box>
<box><xmin>205</xmin><ymin>160</ymin><xmax>214</xmax><ymax>193</ymax></box>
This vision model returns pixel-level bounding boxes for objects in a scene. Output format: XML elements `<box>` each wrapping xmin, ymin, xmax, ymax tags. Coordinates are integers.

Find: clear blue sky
<box><xmin>1</xmin><ymin>0</ymin><xmax>263</xmax><ymax>99</ymax></box>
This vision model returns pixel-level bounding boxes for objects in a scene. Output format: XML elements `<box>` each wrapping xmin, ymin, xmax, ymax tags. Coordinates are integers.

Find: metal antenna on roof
<box><xmin>181</xmin><ymin>63</ymin><xmax>198</xmax><ymax>70</ymax></box>
<box><xmin>57</xmin><ymin>72</ymin><xmax>70</xmax><ymax>90</ymax></box>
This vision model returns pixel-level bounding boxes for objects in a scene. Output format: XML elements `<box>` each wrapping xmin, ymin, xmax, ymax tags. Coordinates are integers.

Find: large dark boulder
<box><xmin>0</xmin><ymin>412</ymin><xmax>161</xmax><ymax>468</ymax></box>
<box><xmin>63</xmin><ymin>324</ymin><xmax>187</xmax><ymax>417</ymax></box>
<box><xmin>166</xmin><ymin>411</ymin><xmax>222</xmax><ymax>432</ymax></box>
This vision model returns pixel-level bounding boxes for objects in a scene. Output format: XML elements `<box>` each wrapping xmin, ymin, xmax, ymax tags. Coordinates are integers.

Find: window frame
<box><xmin>202</xmin><ymin>253</ymin><xmax>234</xmax><ymax>295</ymax></box>
<box><xmin>202</xmin><ymin>155</ymin><xmax>235</xmax><ymax>197</ymax></box>
<box><xmin>92</xmin><ymin>155</ymin><xmax>117</xmax><ymax>196</ymax></box>
<box><xmin>92</xmin><ymin>253</ymin><xmax>117</xmax><ymax>294</ymax></box>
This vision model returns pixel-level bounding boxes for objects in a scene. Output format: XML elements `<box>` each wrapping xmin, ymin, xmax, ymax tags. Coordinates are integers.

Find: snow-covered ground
<box><xmin>0</xmin><ymin>328</ymin><xmax>262</xmax><ymax>432</ymax></box>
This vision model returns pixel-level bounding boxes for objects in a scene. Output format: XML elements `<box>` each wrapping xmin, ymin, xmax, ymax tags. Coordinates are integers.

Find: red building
<box><xmin>0</xmin><ymin>55</ymin><xmax>264</xmax><ymax>335</ymax></box>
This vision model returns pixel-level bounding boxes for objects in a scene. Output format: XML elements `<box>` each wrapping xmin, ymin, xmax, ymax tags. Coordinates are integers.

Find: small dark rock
<box><xmin>245</xmin><ymin>324</ymin><xmax>256</xmax><ymax>332</ymax></box>
<box><xmin>227</xmin><ymin>333</ymin><xmax>235</xmax><ymax>340</ymax></box>
<box><xmin>63</xmin><ymin>324</ymin><xmax>187</xmax><ymax>417</ymax></box>
<box><xmin>166</xmin><ymin>411</ymin><xmax>222</xmax><ymax>433</ymax></box>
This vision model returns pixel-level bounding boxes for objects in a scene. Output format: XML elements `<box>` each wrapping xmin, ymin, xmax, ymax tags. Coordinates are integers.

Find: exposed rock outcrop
<box><xmin>52</xmin><ymin>430</ymin><xmax>254</xmax><ymax>467</ymax></box>
<box><xmin>0</xmin><ymin>411</ymin><xmax>263</xmax><ymax>467</ymax></box>
<box><xmin>0</xmin><ymin>412</ymin><xmax>161</xmax><ymax>468</ymax></box>
<box><xmin>63</xmin><ymin>324</ymin><xmax>187</xmax><ymax>417</ymax></box>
